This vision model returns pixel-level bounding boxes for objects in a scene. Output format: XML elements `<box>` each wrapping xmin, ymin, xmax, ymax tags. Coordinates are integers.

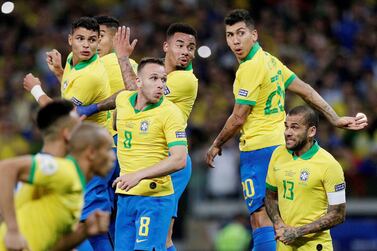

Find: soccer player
<box><xmin>265</xmin><ymin>106</ymin><xmax>346</xmax><ymax>250</ymax></box>
<box><xmin>79</xmin><ymin>23</ymin><xmax>198</xmax><ymax>250</ymax></box>
<box><xmin>23</xmin><ymin>17</ymin><xmax>114</xmax><ymax>250</ymax></box>
<box><xmin>112</xmin><ymin>57</ymin><xmax>187</xmax><ymax>251</ymax></box>
<box><xmin>205</xmin><ymin>9</ymin><xmax>367</xmax><ymax>251</ymax></box>
<box><xmin>0</xmin><ymin>103</ymin><xmax>115</xmax><ymax>251</ymax></box>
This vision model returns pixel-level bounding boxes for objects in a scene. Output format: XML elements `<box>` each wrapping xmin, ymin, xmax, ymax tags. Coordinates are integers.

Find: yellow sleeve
<box><xmin>274</xmin><ymin>57</ymin><xmax>296</xmax><ymax>89</ymax></box>
<box><xmin>27</xmin><ymin>155</ymin><xmax>70</xmax><ymax>191</ymax></box>
<box><xmin>234</xmin><ymin>62</ymin><xmax>264</xmax><ymax>106</ymax></box>
<box><xmin>323</xmin><ymin>160</ymin><xmax>345</xmax><ymax>193</ymax></box>
<box><xmin>164</xmin><ymin>106</ymin><xmax>187</xmax><ymax>148</ymax></box>
<box><xmin>266</xmin><ymin>149</ymin><xmax>278</xmax><ymax>191</ymax></box>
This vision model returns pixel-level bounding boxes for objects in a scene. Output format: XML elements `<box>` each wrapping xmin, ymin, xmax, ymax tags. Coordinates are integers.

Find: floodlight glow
<box><xmin>198</xmin><ymin>45</ymin><xmax>211</xmax><ymax>58</ymax></box>
<box><xmin>1</xmin><ymin>1</ymin><xmax>14</xmax><ymax>14</ymax></box>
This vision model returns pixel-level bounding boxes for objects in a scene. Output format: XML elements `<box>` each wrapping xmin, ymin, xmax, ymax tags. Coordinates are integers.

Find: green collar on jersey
<box><xmin>129</xmin><ymin>92</ymin><xmax>164</xmax><ymax>113</ymax></box>
<box><xmin>184</xmin><ymin>62</ymin><xmax>193</xmax><ymax>71</ymax></box>
<box><xmin>288</xmin><ymin>140</ymin><xmax>320</xmax><ymax>160</ymax></box>
<box><xmin>68</xmin><ymin>53</ymin><xmax>98</xmax><ymax>70</ymax></box>
<box><xmin>66</xmin><ymin>155</ymin><xmax>86</xmax><ymax>189</ymax></box>
<box><xmin>240</xmin><ymin>42</ymin><xmax>261</xmax><ymax>64</ymax></box>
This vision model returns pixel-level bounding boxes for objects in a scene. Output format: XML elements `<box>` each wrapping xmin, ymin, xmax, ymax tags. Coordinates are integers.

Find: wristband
<box><xmin>30</xmin><ymin>85</ymin><xmax>46</xmax><ymax>101</ymax></box>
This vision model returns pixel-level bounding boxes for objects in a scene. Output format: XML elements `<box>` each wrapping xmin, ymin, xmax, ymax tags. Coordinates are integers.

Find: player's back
<box><xmin>61</xmin><ymin>53</ymin><xmax>111</xmax><ymax>127</ymax></box>
<box><xmin>115</xmin><ymin>91</ymin><xmax>187</xmax><ymax>197</ymax></box>
<box><xmin>0</xmin><ymin>154</ymin><xmax>85</xmax><ymax>251</ymax></box>
<box><xmin>165</xmin><ymin>68</ymin><xmax>198</xmax><ymax>124</ymax></box>
<box><xmin>233</xmin><ymin>43</ymin><xmax>296</xmax><ymax>151</ymax></box>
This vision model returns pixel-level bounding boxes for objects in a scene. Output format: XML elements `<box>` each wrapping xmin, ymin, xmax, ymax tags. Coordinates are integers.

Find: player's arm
<box><xmin>51</xmin><ymin>211</ymin><xmax>110</xmax><ymax>251</ymax></box>
<box><xmin>76</xmin><ymin>90</ymin><xmax>122</xmax><ymax>117</ymax></box>
<box><xmin>113</xmin><ymin>145</ymin><xmax>187</xmax><ymax>191</ymax></box>
<box><xmin>265</xmin><ymin>188</ymin><xmax>285</xmax><ymax>228</ymax></box>
<box><xmin>206</xmin><ymin>103</ymin><xmax>252</xmax><ymax>167</ymax></box>
<box><xmin>0</xmin><ymin>156</ymin><xmax>33</xmax><ymax>250</ymax></box>
<box><xmin>23</xmin><ymin>73</ymin><xmax>53</xmax><ymax>107</ymax></box>
<box><xmin>114</xmin><ymin>26</ymin><xmax>138</xmax><ymax>91</ymax></box>
<box><xmin>46</xmin><ymin>49</ymin><xmax>64</xmax><ymax>82</ymax></box>
<box><xmin>112</xmin><ymin>109</ymin><xmax>117</xmax><ymax>131</ymax></box>
<box><xmin>287</xmin><ymin>77</ymin><xmax>367</xmax><ymax>130</ymax></box>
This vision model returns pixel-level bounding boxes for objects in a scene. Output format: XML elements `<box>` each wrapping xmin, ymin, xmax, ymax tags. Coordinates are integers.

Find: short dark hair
<box><xmin>137</xmin><ymin>57</ymin><xmax>165</xmax><ymax>74</ymax></box>
<box><xmin>36</xmin><ymin>99</ymin><xmax>74</xmax><ymax>131</ymax></box>
<box><xmin>71</xmin><ymin>17</ymin><xmax>99</xmax><ymax>35</ymax></box>
<box><xmin>166</xmin><ymin>23</ymin><xmax>197</xmax><ymax>40</ymax></box>
<box><xmin>287</xmin><ymin>106</ymin><xmax>319</xmax><ymax>128</ymax></box>
<box><xmin>94</xmin><ymin>15</ymin><xmax>119</xmax><ymax>29</ymax></box>
<box><xmin>224</xmin><ymin>9</ymin><xmax>255</xmax><ymax>28</ymax></box>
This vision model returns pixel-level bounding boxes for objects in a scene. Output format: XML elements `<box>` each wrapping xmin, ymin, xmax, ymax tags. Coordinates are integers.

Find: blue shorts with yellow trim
<box><xmin>115</xmin><ymin>194</ymin><xmax>175</xmax><ymax>251</ymax></box>
<box><xmin>171</xmin><ymin>154</ymin><xmax>192</xmax><ymax>217</ymax></box>
<box><xmin>240</xmin><ymin>145</ymin><xmax>279</xmax><ymax>214</ymax></box>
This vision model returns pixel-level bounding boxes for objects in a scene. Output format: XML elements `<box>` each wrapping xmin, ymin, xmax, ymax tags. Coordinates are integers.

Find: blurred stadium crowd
<box><xmin>0</xmin><ymin>0</ymin><xmax>376</xmax><ymax>205</ymax></box>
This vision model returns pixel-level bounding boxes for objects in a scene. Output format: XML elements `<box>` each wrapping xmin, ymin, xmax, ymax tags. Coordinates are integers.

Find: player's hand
<box><xmin>4</xmin><ymin>230</ymin><xmax>30</xmax><ymax>251</ymax></box>
<box><xmin>205</xmin><ymin>145</ymin><xmax>222</xmax><ymax>168</ymax></box>
<box><xmin>114</xmin><ymin>26</ymin><xmax>138</xmax><ymax>58</ymax></box>
<box><xmin>112</xmin><ymin>172</ymin><xmax>143</xmax><ymax>191</ymax></box>
<box><xmin>275</xmin><ymin>226</ymin><xmax>300</xmax><ymax>245</ymax></box>
<box><xmin>334</xmin><ymin>113</ymin><xmax>368</xmax><ymax>130</ymax></box>
<box><xmin>23</xmin><ymin>73</ymin><xmax>41</xmax><ymax>92</ymax></box>
<box><xmin>46</xmin><ymin>49</ymin><xmax>63</xmax><ymax>76</ymax></box>
<box><xmin>84</xmin><ymin>210</ymin><xmax>110</xmax><ymax>236</ymax></box>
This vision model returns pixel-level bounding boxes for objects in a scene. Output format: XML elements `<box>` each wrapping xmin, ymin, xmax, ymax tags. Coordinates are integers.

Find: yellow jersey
<box><xmin>115</xmin><ymin>91</ymin><xmax>187</xmax><ymax>197</ymax></box>
<box><xmin>100</xmin><ymin>52</ymin><xmax>138</xmax><ymax>139</ymax></box>
<box><xmin>266</xmin><ymin>142</ymin><xmax>345</xmax><ymax>250</ymax></box>
<box><xmin>233</xmin><ymin>42</ymin><xmax>296</xmax><ymax>151</ymax></box>
<box><xmin>61</xmin><ymin>53</ymin><xmax>111</xmax><ymax>127</ymax></box>
<box><xmin>165</xmin><ymin>68</ymin><xmax>198</xmax><ymax>123</ymax></box>
<box><xmin>0</xmin><ymin>154</ymin><xmax>85</xmax><ymax>251</ymax></box>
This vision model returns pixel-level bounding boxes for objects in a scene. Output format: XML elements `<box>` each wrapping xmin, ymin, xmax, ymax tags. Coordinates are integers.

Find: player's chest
<box><xmin>117</xmin><ymin>112</ymin><xmax>164</xmax><ymax>138</ymax></box>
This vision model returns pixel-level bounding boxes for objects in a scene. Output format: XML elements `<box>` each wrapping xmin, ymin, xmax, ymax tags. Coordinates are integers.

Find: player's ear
<box><xmin>136</xmin><ymin>77</ymin><xmax>142</xmax><ymax>88</ymax></box>
<box><xmin>251</xmin><ymin>29</ymin><xmax>258</xmax><ymax>43</ymax></box>
<box><xmin>163</xmin><ymin>41</ymin><xmax>168</xmax><ymax>53</ymax></box>
<box><xmin>308</xmin><ymin>126</ymin><xmax>316</xmax><ymax>138</ymax></box>
<box><xmin>68</xmin><ymin>34</ymin><xmax>72</xmax><ymax>46</ymax></box>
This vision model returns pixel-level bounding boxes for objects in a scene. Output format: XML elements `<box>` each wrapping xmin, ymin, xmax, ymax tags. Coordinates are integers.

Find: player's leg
<box><xmin>166</xmin><ymin>154</ymin><xmax>192</xmax><ymax>250</ymax></box>
<box><xmin>134</xmin><ymin>195</ymin><xmax>175</xmax><ymax>251</ymax></box>
<box><xmin>114</xmin><ymin>194</ymin><xmax>136</xmax><ymax>251</ymax></box>
<box><xmin>239</xmin><ymin>145</ymin><xmax>279</xmax><ymax>251</ymax></box>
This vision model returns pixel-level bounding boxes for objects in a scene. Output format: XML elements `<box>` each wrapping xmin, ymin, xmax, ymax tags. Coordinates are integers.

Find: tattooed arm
<box><xmin>276</xmin><ymin>203</ymin><xmax>346</xmax><ymax>245</ymax></box>
<box><xmin>287</xmin><ymin>78</ymin><xmax>367</xmax><ymax>130</ymax></box>
<box><xmin>118</xmin><ymin>56</ymin><xmax>138</xmax><ymax>91</ymax></box>
<box><xmin>265</xmin><ymin>189</ymin><xmax>285</xmax><ymax>227</ymax></box>
<box><xmin>205</xmin><ymin>103</ymin><xmax>252</xmax><ymax>167</ymax></box>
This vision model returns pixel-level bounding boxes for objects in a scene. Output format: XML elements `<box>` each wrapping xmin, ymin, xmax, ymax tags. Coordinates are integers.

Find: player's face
<box><xmin>69</xmin><ymin>27</ymin><xmax>99</xmax><ymax>63</ymax></box>
<box><xmin>226</xmin><ymin>21</ymin><xmax>257</xmax><ymax>61</ymax></box>
<box><xmin>91</xmin><ymin>132</ymin><xmax>115</xmax><ymax>177</ymax></box>
<box><xmin>284</xmin><ymin>114</ymin><xmax>315</xmax><ymax>151</ymax></box>
<box><xmin>138</xmin><ymin>63</ymin><xmax>167</xmax><ymax>104</ymax></box>
<box><xmin>98</xmin><ymin>25</ymin><xmax>115</xmax><ymax>57</ymax></box>
<box><xmin>163</xmin><ymin>32</ymin><xmax>196</xmax><ymax>69</ymax></box>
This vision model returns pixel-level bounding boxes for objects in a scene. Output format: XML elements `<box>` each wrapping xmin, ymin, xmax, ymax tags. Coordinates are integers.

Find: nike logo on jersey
<box><xmin>136</xmin><ymin>239</ymin><xmax>148</xmax><ymax>243</ymax></box>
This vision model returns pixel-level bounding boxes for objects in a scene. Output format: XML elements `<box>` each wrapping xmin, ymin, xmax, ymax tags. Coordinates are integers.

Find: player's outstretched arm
<box><xmin>287</xmin><ymin>77</ymin><xmax>368</xmax><ymax>130</ymax></box>
<box><xmin>114</xmin><ymin>26</ymin><xmax>138</xmax><ymax>91</ymax></box>
<box><xmin>46</xmin><ymin>49</ymin><xmax>64</xmax><ymax>82</ymax></box>
<box><xmin>23</xmin><ymin>73</ymin><xmax>53</xmax><ymax>107</ymax></box>
<box><xmin>0</xmin><ymin>156</ymin><xmax>33</xmax><ymax>251</ymax></box>
<box><xmin>76</xmin><ymin>90</ymin><xmax>123</xmax><ymax>117</ymax></box>
<box><xmin>113</xmin><ymin>145</ymin><xmax>187</xmax><ymax>191</ymax></box>
<box><xmin>276</xmin><ymin>203</ymin><xmax>346</xmax><ymax>245</ymax></box>
<box><xmin>206</xmin><ymin>103</ymin><xmax>251</xmax><ymax>168</ymax></box>
<box><xmin>51</xmin><ymin>210</ymin><xmax>110</xmax><ymax>251</ymax></box>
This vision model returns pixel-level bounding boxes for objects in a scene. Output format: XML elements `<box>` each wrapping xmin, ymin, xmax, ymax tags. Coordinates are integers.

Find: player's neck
<box><xmin>42</xmin><ymin>140</ymin><xmax>67</xmax><ymax>157</ymax></box>
<box><xmin>165</xmin><ymin>62</ymin><xmax>175</xmax><ymax>75</ymax></box>
<box><xmin>134</xmin><ymin>92</ymin><xmax>149</xmax><ymax>111</ymax></box>
<box><xmin>294</xmin><ymin>140</ymin><xmax>314</xmax><ymax>157</ymax></box>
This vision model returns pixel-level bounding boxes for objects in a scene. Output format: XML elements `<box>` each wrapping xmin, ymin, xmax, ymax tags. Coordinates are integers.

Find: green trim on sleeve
<box><xmin>168</xmin><ymin>141</ymin><xmax>187</xmax><ymax>148</ymax></box>
<box><xmin>67</xmin><ymin>155</ymin><xmax>86</xmax><ymax>189</ymax></box>
<box><xmin>235</xmin><ymin>99</ymin><xmax>256</xmax><ymax>106</ymax></box>
<box><xmin>266</xmin><ymin>182</ymin><xmax>277</xmax><ymax>192</ymax></box>
<box><xmin>28</xmin><ymin>155</ymin><xmax>37</xmax><ymax>184</ymax></box>
<box><xmin>284</xmin><ymin>74</ymin><xmax>297</xmax><ymax>89</ymax></box>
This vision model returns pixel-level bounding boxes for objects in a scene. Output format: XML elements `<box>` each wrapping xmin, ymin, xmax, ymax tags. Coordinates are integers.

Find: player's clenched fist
<box><xmin>4</xmin><ymin>230</ymin><xmax>30</xmax><ymax>251</ymax></box>
<box><xmin>84</xmin><ymin>210</ymin><xmax>110</xmax><ymax>236</ymax></box>
<box><xmin>46</xmin><ymin>49</ymin><xmax>63</xmax><ymax>74</ymax></box>
<box><xmin>23</xmin><ymin>73</ymin><xmax>41</xmax><ymax>92</ymax></box>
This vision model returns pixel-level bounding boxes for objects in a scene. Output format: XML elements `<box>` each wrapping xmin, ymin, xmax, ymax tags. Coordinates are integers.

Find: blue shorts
<box><xmin>171</xmin><ymin>154</ymin><xmax>192</xmax><ymax>217</ymax></box>
<box><xmin>115</xmin><ymin>194</ymin><xmax>175</xmax><ymax>251</ymax></box>
<box><xmin>240</xmin><ymin>145</ymin><xmax>279</xmax><ymax>214</ymax></box>
<box><xmin>80</xmin><ymin>136</ymin><xmax>120</xmax><ymax>221</ymax></box>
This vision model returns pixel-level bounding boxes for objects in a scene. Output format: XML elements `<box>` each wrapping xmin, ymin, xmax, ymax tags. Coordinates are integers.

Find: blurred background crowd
<box><xmin>0</xmin><ymin>0</ymin><xmax>376</xmax><ymax>250</ymax></box>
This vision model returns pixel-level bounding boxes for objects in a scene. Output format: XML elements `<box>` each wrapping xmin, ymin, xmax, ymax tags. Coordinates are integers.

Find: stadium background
<box><xmin>0</xmin><ymin>0</ymin><xmax>376</xmax><ymax>250</ymax></box>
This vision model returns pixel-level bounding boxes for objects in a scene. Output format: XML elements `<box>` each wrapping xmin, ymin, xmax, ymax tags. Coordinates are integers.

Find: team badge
<box><xmin>140</xmin><ymin>121</ymin><xmax>149</xmax><ymax>133</ymax></box>
<box><xmin>299</xmin><ymin>170</ymin><xmax>310</xmax><ymax>181</ymax></box>
<box><xmin>39</xmin><ymin>154</ymin><xmax>58</xmax><ymax>176</ymax></box>
<box><xmin>164</xmin><ymin>86</ymin><xmax>170</xmax><ymax>95</ymax></box>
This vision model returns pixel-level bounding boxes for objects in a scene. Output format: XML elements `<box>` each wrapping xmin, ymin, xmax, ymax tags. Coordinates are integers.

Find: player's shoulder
<box><xmin>271</xmin><ymin>145</ymin><xmax>290</xmax><ymax>158</ymax></box>
<box><xmin>100</xmin><ymin>52</ymin><xmax>117</xmax><ymax>65</ymax></box>
<box><xmin>34</xmin><ymin>154</ymin><xmax>73</xmax><ymax>175</ymax></box>
<box><xmin>169</xmin><ymin>70</ymin><xmax>198</xmax><ymax>83</ymax></box>
<box><xmin>117</xmin><ymin>90</ymin><xmax>136</xmax><ymax>102</ymax></box>
<box><xmin>316</xmin><ymin>147</ymin><xmax>341</xmax><ymax>166</ymax></box>
<box><xmin>161</xmin><ymin>97</ymin><xmax>183</xmax><ymax>114</ymax></box>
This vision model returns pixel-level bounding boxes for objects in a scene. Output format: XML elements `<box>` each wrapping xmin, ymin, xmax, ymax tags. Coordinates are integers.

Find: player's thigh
<box><xmin>134</xmin><ymin>195</ymin><xmax>175</xmax><ymax>251</ymax></box>
<box><xmin>240</xmin><ymin>145</ymin><xmax>279</xmax><ymax>214</ymax></box>
<box><xmin>115</xmin><ymin>195</ymin><xmax>136</xmax><ymax>251</ymax></box>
